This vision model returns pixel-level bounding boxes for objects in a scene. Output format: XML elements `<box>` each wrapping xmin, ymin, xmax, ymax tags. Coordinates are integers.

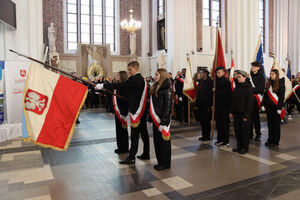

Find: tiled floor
<box><xmin>1</xmin><ymin>108</ymin><xmax>300</xmax><ymax>200</ymax></box>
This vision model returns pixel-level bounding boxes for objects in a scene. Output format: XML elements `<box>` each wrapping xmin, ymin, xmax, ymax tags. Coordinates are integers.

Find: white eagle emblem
<box><xmin>24</xmin><ymin>89</ymin><xmax>48</xmax><ymax>115</ymax></box>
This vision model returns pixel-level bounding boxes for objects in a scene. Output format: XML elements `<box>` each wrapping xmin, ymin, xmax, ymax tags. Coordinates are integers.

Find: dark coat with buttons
<box><xmin>230</xmin><ymin>80</ymin><xmax>254</xmax><ymax>120</ymax></box>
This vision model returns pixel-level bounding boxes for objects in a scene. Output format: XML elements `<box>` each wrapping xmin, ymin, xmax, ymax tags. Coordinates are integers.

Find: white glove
<box><xmin>95</xmin><ymin>83</ymin><xmax>104</xmax><ymax>90</ymax></box>
<box><xmin>261</xmin><ymin>106</ymin><xmax>265</xmax><ymax>112</ymax></box>
<box><xmin>179</xmin><ymin>97</ymin><xmax>183</xmax><ymax>102</ymax></box>
<box><xmin>277</xmin><ymin>110</ymin><xmax>281</xmax><ymax>115</ymax></box>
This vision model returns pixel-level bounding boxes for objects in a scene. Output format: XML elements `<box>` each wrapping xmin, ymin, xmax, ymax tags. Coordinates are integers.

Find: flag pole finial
<box><xmin>270</xmin><ymin>52</ymin><xmax>275</xmax><ymax>59</ymax></box>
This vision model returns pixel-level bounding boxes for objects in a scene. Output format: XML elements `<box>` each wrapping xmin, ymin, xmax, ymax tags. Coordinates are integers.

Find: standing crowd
<box><xmin>91</xmin><ymin>60</ymin><xmax>300</xmax><ymax>170</ymax></box>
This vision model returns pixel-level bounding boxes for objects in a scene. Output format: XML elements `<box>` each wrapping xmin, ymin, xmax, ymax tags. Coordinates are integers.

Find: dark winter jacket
<box><xmin>262</xmin><ymin>78</ymin><xmax>285</xmax><ymax>110</ymax></box>
<box><xmin>230</xmin><ymin>80</ymin><xmax>254</xmax><ymax>120</ymax></box>
<box><xmin>174</xmin><ymin>76</ymin><xmax>184</xmax><ymax>99</ymax></box>
<box><xmin>105</xmin><ymin>73</ymin><xmax>146</xmax><ymax>114</ymax></box>
<box><xmin>250</xmin><ymin>68</ymin><xmax>266</xmax><ymax>95</ymax></box>
<box><xmin>215</xmin><ymin>76</ymin><xmax>232</xmax><ymax>110</ymax></box>
<box><xmin>195</xmin><ymin>77</ymin><xmax>213</xmax><ymax>107</ymax></box>
<box><xmin>152</xmin><ymin>78</ymin><xmax>172</xmax><ymax>126</ymax></box>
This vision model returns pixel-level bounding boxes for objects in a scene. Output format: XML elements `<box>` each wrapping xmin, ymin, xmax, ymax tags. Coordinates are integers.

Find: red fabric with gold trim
<box><xmin>129</xmin><ymin>80</ymin><xmax>148</xmax><ymax>125</ymax></box>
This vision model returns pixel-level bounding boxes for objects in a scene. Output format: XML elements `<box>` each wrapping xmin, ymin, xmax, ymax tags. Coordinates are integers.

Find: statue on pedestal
<box><xmin>157</xmin><ymin>50</ymin><xmax>166</xmax><ymax>69</ymax></box>
<box><xmin>48</xmin><ymin>22</ymin><xmax>57</xmax><ymax>53</ymax></box>
<box><xmin>130</xmin><ymin>32</ymin><xmax>137</xmax><ymax>55</ymax></box>
<box><xmin>48</xmin><ymin>22</ymin><xmax>60</xmax><ymax>69</ymax></box>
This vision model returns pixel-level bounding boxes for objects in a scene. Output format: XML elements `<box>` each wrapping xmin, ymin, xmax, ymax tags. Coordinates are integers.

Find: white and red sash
<box><xmin>293</xmin><ymin>84</ymin><xmax>300</xmax><ymax>94</ymax></box>
<box><xmin>230</xmin><ymin>78</ymin><xmax>236</xmax><ymax>92</ymax></box>
<box><xmin>254</xmin><ymin>94</ymin><xmax>263</xmax><ymax>108</ymax></box>
<box><xmin>149</xmin><ymin>96</ymin><xmax>171</xmax><ymax>141</ymax></box>
<box><xmin>112</xmin><ymin>90</ymin><xmax>127</xmax><ymax>128</ymax></box>
<box><xmin>176</xmin><ymin>77</ymin><xmax>184</xmax><ymax>84</ymax></box>
<box><xmin>129</xmin><ymin>80</ymin><xmax>148</xmax><ymax>127</ymax></box>
<box><xmin>267</xmin><ymin>86</ymin><xmax>285</xmax><ymax>119</ymax></box>
<box><xmin>172</xmin><ymin>81</ymin><xmax>178</xmax><ymax>103</ymax></box>
<box><xmin>250</xmin><ymin>77</ymin><xmax>263</xmax><ymax>108</ymax></box>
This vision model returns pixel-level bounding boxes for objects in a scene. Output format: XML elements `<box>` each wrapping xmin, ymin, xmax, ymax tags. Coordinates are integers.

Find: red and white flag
<box><xmin>229</xmin><ymin>56</ymin><xmax>235</xmax><ymax>91</ymax></box>
<box><xmin>23</xmin><ymin>63</ymin><xmax>87</xmax><ymax>151</ymax></box>
<box><xmin>183</xmin><ymin>57</ymin><xmax>196</xmax><ymax>101</ymax></box>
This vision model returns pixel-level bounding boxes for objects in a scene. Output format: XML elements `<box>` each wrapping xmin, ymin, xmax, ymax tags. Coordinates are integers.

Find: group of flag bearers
<box><xmin>18</xmin><ymin>27</ymin><xmax>300</xmax><ymax>170</ymax></box>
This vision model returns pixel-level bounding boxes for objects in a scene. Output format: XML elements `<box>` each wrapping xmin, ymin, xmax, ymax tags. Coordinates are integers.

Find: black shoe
<box><xmin>268</xmin><ymin>143</ymin><xmax>278</xmax><ymax>147</ymax></box>
<box><xmin>254</xmin><ymin>135</ymin><xmax>261</xmax><ymax>142</ymax></box>
<box><xmin>114</xmin><ymin>149</ymin><xmax>129</xmax><ymax>154</ymax></box>
<box><xmin>137</xmin><ymin>154</ymin><xmax>150</xmax><ymax>160</ymax></box>
<box><xmin>214</xmin><ymin>141</ymin><xmax>223</xmax><ymax>146</ymax></box>
<box><xmin>232</xmin><ymin>148</ymin><xmax>239</xmax><ymax>153</ymax></box>
<box><xmin>154</xmin><ymin>165</ymin><xmax>170</xmax><ymax>170</ymax></box>
<box><xmin>199</xmin><ymin>137</ymin><xmax>211</xmax><ymax>141</ymax></box>
<box><xmin>119</xmin><ymin>157</ymin><xmax>135</xmax><ymax>164</ymax></box>
<box><xmin>239</xmin><ymin>149</ymin><xmax>247</xmax><ymax>154</ymax></box>
<box><xmin>265</xmin><ymin>142</ymin><xmax>270</xmax><ymax>146</ymax></box>
<box><xmin>220</xmin><ymin>142</ymin><xmax>229</xmax><ymax>146</ymax></box>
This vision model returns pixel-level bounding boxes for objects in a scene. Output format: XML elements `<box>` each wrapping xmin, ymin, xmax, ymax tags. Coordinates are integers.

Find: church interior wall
<box><xmin>0</xmin><ymin>0</ymin><xmax>44</xmax><ymax>61</ymax></box>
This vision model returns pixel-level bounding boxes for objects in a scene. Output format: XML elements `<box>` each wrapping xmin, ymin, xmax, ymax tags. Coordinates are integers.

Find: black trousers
<box><xmin>287</xmin><ymin>98</ymin><xmax>300</xmax><ymax>115</ymax></box>
<box><xmin>183</xmin><ymin>96</ymin><xmax>189</xmax><ymax>122</ymax></box>
<box><xmin>234</xmin><ymin>113</ymin><xmax>250</xmax><ymax>151</ymax></box>
<box><xmin>115</xmin><ymin>115</ymin><xmax>129</xmax><ymax>151</ymax></box>
<box><xmin>175</xmin><ymin>102</ymin><xmax>182</xmax><ymax>122</ymax></box>
<box><xmin>215</xmin><ymin>109</ymin><xmax>230</xmax><ymax>143</ymax></box>
<box><xmin>266</xmin><ymin>106</ymin><xmax>281</xmax><ymax>145</ymax></box>
<box><xmin>199</xmin><ymin>105</ymin><xmax>211</xmax><ymax>139</ymax></box>
<box><xmin>249</xmin><ymin>101</ymin><xmax>261</xmax><ymax>138</ymax></box>
<box><xmin>128</xmin><ymin>112</ymin><xmax>150</xmax><ymax>160</ymax></box>
<box><xmin>153</xmin><ymin>124</ymin><xmax>171</xmax><ymax>168</ymax></box>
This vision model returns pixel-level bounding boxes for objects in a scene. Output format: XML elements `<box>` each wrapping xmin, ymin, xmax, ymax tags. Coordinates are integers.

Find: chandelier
<box><xmin>120</xmin><ymin>10</ymin><xmax>141</xmax><ymax>33</ymax></box>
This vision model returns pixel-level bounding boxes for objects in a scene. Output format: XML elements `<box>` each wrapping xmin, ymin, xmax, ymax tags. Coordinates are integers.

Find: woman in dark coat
<box><xmin>230</xmin><ymin>70</ymin><xmax>253</xmax><ymax>154</ymax></box>
<box><xmin>261</xmin><ymin>69</ymin><xmax>285</xmax><ymax>147</ymax></box>
<box><xmin>113</xmin><ymin>71</ymin><xmax>129</xmax><ymax>154</ymax></box>
<box><xmin>149</xmin><ymin>68</ymin><xmax>172</xmax><ymax>170</ymax></box>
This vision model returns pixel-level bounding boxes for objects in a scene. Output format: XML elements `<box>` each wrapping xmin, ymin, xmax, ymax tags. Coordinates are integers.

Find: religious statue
<box><xmin>48</xmin><ymin>22</ymin><xmax>61</xmax><ymax>71</ymax></box>
<box><xmin>48</xmin><ymin>22</ymin><xmax>57</xmax><ymax>53</ymax></box>
<box><xmin>161</xmin><ymin>26</ymin><xmax>165</xmax><ymax>49</ymax></box>
<box><xmin>157</xmin><ymin>50</ymin><xmax>166</xmax><ymax>68</ymax></box>
<box><xmin>130</xmin><ymin>32</ymin><xmax>137</xmax><ymax>55</ymax></box>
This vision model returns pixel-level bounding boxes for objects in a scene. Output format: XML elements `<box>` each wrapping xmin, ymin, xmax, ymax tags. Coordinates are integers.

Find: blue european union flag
<box><xmin>255</xmin><ymin>43</ymin><xmax>265</xmax><ymax>77</ymax></box>
<box><xmin>286</xmin><ymin>62</ymin><xmax>292</xmax><ymax>81</ymax></box>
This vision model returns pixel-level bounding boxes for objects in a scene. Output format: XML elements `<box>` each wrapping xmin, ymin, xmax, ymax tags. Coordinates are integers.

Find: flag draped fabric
<box><xmin>183</xmin><ymin>57</ymin><xmax>196</xmax><ymax>101</ymax></box>
<box><xmin>229</xmin><ymin>56</ymin><xmax>235</xmax><ymax>91</ymax></box>
<box><xmin>271</xmin><ymin>59</ymin><xmax>293</xmax><ymax>101</ymax></box>
<box><xmin>23</xmin><ymin>63</ymin><xmax>88</xmax><ymax>151</ymax></box>
<box><xmin>211</xmin><ymin>28</ymin><xmax>226</xmax><ymax>79</ymax></box>
<box><xmin>253</xmin><ymin>35</ymin><xmax>266</xmax><ymax>77</ymax></box>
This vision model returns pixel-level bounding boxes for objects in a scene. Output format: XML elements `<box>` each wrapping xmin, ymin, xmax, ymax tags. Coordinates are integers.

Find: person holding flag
<box><xmin>112</xmin><ymin>71</ymin><xmax>129</xmax><ymax>154</ymax></box>
<box><xmin>211</xmin><ymin>26</ymin><xmax>232</xmax><ymax>146</ymax></box>
<box><xmin>174</xmin><ymin>69</ymin><xmax>186</xmax><ymax>123</ymax></box>
<box><xmin>195</xmin><ymin>67</ymin><xmax>213</xmax><ymax>141</ymax></box>
<box><xmin>96</xmin><ymin>61</ymin><xmax>150</xmax><ymax>164</ymax></box>
<box><xmin>249</xmin><ymin>61</ymin><xmax>265</xmax><ymax>142</ymax></box>
<box><xmin>149</xmin><ymin>68</ymin><xmax>172</xmax><ymax>170</ymax></box>
<box><xmin>261</xmin><ymin>69</ymin><xmax>285</xmax><ymax>147</ymax></box>
<box><xmin>214</xmin><ymin>67</ymin><xmax>232</xmax><ymax>146</ymax></box>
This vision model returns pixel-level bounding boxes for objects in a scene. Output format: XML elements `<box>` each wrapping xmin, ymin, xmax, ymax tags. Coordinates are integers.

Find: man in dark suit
<box><xmin>96</xmin><ymin>61</ymin><xmax>149</xmax><ymax>164</ymax></box>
